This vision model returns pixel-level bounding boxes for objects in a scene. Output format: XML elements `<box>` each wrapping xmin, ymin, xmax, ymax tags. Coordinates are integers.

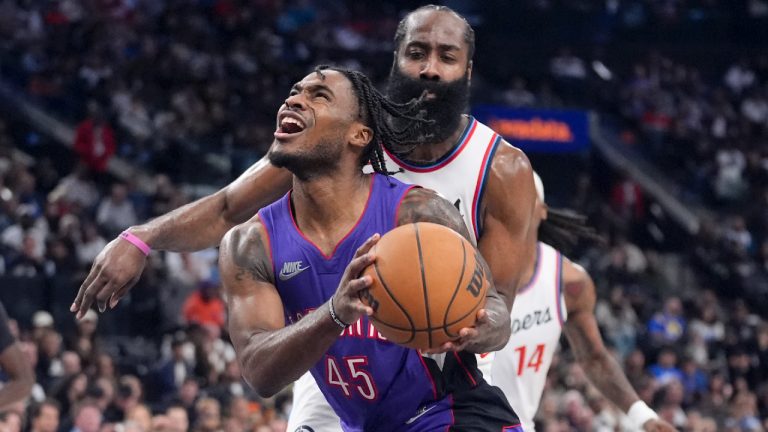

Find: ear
<box><xmin>540</xmin><ymin>202</ymin><xmax>548</xmax><ymax>221</ymax></box>
<box><xmin>467</xmin><ymin>60</ymin><xmax>473</xmax><ymax>82</ymax></box>
<box><xmin>348</xmin><ymin>122</ymin><xmax>373</xmax><ymax>151</ymax></box>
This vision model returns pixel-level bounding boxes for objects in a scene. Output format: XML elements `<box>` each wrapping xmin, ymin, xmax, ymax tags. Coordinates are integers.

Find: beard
<box><xmin>386</xmin><ymin>66</ymin><xmax>470</xmax><ymax>148</ymax></box>
<box><xmin>268</xmin><ymin>137</ymin><xmax>342</xmax><ymax>181</ymax></box>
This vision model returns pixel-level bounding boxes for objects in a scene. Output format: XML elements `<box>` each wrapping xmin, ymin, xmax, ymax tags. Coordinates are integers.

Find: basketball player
<box><xmin>0</xmin><ymin>302</ymin><xmax>34</xmax><ymax>410</ymax></box>
<box><xmin>73</xmin><ymin>5</ymin><xmax>536</xmax><ymax>431</ymax></box>
<box><xmin>490</xmin><ymin>173</ymin><xmax>675</xmax><ymax>432</ymax></box>
<box><xmin>219</xmin><ymin>66</ymin><xmax>520</xmax><ymax>431</ymax></box>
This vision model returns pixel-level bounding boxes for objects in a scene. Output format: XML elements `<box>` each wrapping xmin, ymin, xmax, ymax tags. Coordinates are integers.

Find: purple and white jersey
<box><xmin>259</xmin><ymin>174</ymin><xmax>453</xmax><ymax>431</ymax></box>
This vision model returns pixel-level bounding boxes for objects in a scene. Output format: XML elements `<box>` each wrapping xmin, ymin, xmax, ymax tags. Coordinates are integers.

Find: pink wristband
<box><xmin>119</xmin><ymin>231</ymin><xmax>151</xmax><ymax>256</ymax></box>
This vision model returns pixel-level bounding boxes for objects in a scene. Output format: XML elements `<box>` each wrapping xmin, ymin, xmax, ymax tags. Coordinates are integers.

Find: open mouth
<box><xmin>276</xmin><ymin>113</ymin><xmax>306</xmax><ymax>137</ymax></box>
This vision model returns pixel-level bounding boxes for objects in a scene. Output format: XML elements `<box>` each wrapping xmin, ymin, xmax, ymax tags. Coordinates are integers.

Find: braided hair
<box><xmin>313</xmin><ymin>65</ymin><xmax>430</xmax><ymax>175</ymax></box>
<box><xmin>538</xmin><ymin>207</ymin><xmax>605</xmax><ymax>255</ymax></box>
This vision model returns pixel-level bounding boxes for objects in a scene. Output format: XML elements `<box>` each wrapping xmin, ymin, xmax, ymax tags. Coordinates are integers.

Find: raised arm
<box><xmin>72</xmin><ymin>157</ymin><xmax>292</xmax><ymax>318</ymax></box>
<box><xmin>397</xmin><ymin>188</ymin><xmax>511</xmax><ymax>353</ymax></box>
<box><xmin>478</xmin><ymin>143</ymin><xmax>537</xmax><ymax>309</ymax></box>
<box><xmin>219</xmin><ymin>219</ymin><xmax>378</xmax><ymax>397</ymax></box>
<box><xmin>561</xmin><ymin>259</ymin><xmax>674</xmax><ymax>432</ymax></box>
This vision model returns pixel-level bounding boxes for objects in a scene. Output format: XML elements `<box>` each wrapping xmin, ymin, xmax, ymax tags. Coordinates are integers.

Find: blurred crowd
<box><xmin>0</xmin><ymin>1</ymin><xmax>765</xmax><ymax>432</ymax></box>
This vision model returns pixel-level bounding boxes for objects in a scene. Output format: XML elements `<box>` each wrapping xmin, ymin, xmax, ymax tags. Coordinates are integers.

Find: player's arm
<box><xmin>219</xmin><ymin>219</ymin><xmax>378</xmax><ymax>397</ymax></box>
<box><xmin>478</xmin><ymin>143</ymin><xmax>537</xmax><ymax>310</ymax></box>
<box><xmin>397</xmin><ymin>188</ymin><xmax>511</xmax><ymax>353</ymax></box>
<box><xmin>72</xmin><ymin>156</ymin><xmax>292</xmax><ymax>317</ymax></box>
<box><xmin>561</xmin><ymin>259</ymin><xmax>674</xmax><ymax>432</ymax></box>
<box><xmin>0</xmin><ymin>305</ymin><xmax>34</xmax><ymax>410</ymax></box>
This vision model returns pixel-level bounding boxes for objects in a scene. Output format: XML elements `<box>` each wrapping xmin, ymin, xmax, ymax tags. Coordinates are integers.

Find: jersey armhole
<box><xmin>554</xmin><ymin>252</ymin><xmax>567</xmax><ymax>326</ymax></box>
<box><xmin>471</xmin><ymin>135</ymin><xmax>502</xmax><ymax>239</ymax></box>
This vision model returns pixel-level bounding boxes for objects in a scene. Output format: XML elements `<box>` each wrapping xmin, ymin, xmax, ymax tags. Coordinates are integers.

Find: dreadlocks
<box><xmin>313</xmin><ymin>65</ymin><xmax>430</xmax><ymax>175</ymax></box>
<box><xmin>538</xmin><ymin>207</ymin><xmax>604</xmax><ymax>255</ymax></box>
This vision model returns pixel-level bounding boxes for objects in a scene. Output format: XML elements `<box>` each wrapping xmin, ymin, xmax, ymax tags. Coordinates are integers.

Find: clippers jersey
<box><xmin>381</xmin><ymin>116</ymin><xmax>502</xmax><ymax>245</ymax></box>
<box><xmin>259</xmin><ymin>174</ymin><xmax>517</xmax><ymax>432</ymax></box>
<box><xmin>492</xmin><ymin>242</ymin><xmax>567</xmax><ymax>431</ymax></box>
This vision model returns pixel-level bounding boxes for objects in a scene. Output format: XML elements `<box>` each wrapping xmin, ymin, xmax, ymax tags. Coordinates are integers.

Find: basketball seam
<box><xmin>373</xmin><ymin>261</ymin><xmax>416</xmax><ymax>345</ymax></box>
<box><xmin>443</xmin><ymin>237</ymin><xmax>468</xmax><ymax>338</ymax></box>
<box><xmin>414</xmin><ymin>223</ymin><xmax>433</xmax><ymax>348</ymax></box>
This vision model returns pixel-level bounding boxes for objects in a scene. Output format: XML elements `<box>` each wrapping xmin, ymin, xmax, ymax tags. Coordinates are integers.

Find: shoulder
<box><xmin>488</xmin><ymin>141</ymin><xmax>534</xmax><ymax>189</ymax></box>
<box><xmin>220</xmin><ymin>217</ymin><xmax>275</xmax><ymax>285</ymax></box>
<box><xmin>560</xmin><ymin>256</ymin><xmax>596</xmax><ymax>315</ymax></box>
<box><xmin>397</xmin><ymin>188</ymin><xmax>471</xmax><ymax>240</ymax></box>
<box><xmin>482</xmin><ymin>140</ymin><xmax>536</xmax><ymax>217</ymax></box>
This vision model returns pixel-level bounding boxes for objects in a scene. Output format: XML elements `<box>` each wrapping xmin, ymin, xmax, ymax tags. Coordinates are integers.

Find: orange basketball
<box><xmin>359</xmin><ymin>222</ymin><xmax>489</xmax><ymax>350</ymax></box>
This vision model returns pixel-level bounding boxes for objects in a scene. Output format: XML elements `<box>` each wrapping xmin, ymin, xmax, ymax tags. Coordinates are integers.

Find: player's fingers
<box><xmin>109</xmin><ymin>275</ymin><xmax>140</xmax><ymax>309</ymax></box>
<box><xmin>353</xmin><ymin>233</ymin><xmax>380</xmax><ymax>258</ymax></box>
<box><xmin>458</xmin><ymin>327</ymin><xmax>479</xmax><ymax>340</ymax></box>
<box><xmin>95</xmin><ymin>279</ymin><xmax>123</xmax><ymax>313</ymax></box>
<box><xmin>77</xmin><ymin>274</ymin><xmax>109</xmax><ymax>319</ymax></box>
<box><xmin>475</xmin><ymin>308</ymin><xmax>488</xmax><ymax>322</ymax></box>
<box><xmin>345</xmin><ymin>253</ymin><xmax>375</xmax><ymax>278</ymax></box>
<box><xmin>346</xmin><ymin>275</ymin><xmax>373</xmax><ymax>294</ymax></box>
<box><xmin>72</xmin><ymin>265</ymin><xmax>102</xmax><ymax>312</ymax></box>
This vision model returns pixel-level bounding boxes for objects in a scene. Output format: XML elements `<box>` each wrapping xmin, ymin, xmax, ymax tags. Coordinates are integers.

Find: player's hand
<box><xmin>331</xmin><ymin>233</ymin><xmax>380</xmax><ymax>325</ymax></box>
<box><xmin>421</xmin><ymin>308</ymin><xmax>493</xmax><ymax>354</ymax></box>
<box><xmin>643</xmin><ymin>419</ymin><xmax>677</xmax><ymax>432</ymax></box>
<box><xmin>71</xmin><ymin>235</ymin><xmax>147</xmax><ymax>318</ymax></box>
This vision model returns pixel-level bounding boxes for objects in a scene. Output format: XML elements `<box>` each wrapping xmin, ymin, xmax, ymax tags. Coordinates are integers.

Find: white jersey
<box><xmin>492</xmin><ymin>242</ymin><xmax>567</xmax><ymax>432</ymax></box>
<box><xmin>288</xmin><ymin>117</ymin><xmax>503</xmax><ymax>431</ymax></box>
<box><xmin>383</xmin><ymin>115</ymin><xmax>502</xmax><ymax>246</ymax></box>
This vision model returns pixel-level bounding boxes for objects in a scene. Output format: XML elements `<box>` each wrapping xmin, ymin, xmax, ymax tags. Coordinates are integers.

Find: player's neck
<box><xmin>291</xmin><ymin>172</ymin><xmax>372</xmax><ymax>249</ymax></box>
<box><xmin>401</xmin><ymin>115</ymin><xmax>469</xmax><ymax>163</ymax></box>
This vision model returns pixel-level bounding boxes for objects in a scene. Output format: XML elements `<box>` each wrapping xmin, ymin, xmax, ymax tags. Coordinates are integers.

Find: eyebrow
<box><xmin>405</xmin><ymin>40</ymin><xmax>461</xmax><ymax>52</ymax></box>
<box><xmin>290</xmin><ymin>83</ymin><xmax>335</xmax><ymax>97</ymax></box>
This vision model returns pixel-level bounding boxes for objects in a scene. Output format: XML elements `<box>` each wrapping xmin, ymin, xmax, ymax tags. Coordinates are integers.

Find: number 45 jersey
<box><xmin>258</xmin><ymin>174</ymin><xmax>520</xmax><ymax>432</ymax></box>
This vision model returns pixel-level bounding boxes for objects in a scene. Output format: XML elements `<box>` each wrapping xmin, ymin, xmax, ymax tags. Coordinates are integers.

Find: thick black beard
<box><xmin>386</xmin><ymin>66</ymin><xmax>470</xmax><ymax>149</ymax></box>
<box><xmin>268</xmin><ymin>138</ymin><xmax>342</xmax><ymax>182</ymax></box>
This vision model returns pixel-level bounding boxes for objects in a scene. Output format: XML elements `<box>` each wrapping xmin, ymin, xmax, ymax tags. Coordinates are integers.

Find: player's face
<box><xmin>387</xmin><ymin>10</ymin><xmax>472</xmax><ymax>145</ymax></box>
<box><xmin>269</xmin><ymin>71</ymin><xmax>360</xmax><ymax>179</ymax></box>
<box><xmin>394</xmin><ymin>10</ymin><xmax>472</xmax><ymax>84</ymax></box>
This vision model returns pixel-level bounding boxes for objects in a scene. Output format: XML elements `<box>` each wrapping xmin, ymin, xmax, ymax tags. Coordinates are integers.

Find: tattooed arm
<box><xmin>397</xmin><ymin>188</ymin><xmax>511</xmax><ymax>353</ymax></box>
<box><xmin>561</xmin><ymin>259</ymin><xmax>674</xmax><ymax>431</ymax></box>
<box><xmin>219</xmin><ymin>218</ymin><xmax>378</xmax><ymax>397</ymax></box>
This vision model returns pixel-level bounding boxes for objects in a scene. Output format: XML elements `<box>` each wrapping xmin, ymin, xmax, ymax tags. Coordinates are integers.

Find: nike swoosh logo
<box><xmin>405</xmin><ymin>405</ymin><xmax>436</xmax><ymax>425</ymax></box>
<box><xmin>279</xmin><ymin>265</ymin><xmax>310</xmax><ymax>281</ymax></box>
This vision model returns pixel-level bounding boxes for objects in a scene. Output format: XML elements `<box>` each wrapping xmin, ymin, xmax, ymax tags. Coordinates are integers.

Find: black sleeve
<box><xmin>0</xmin><ymin>303</ymin><xmax>16</xmax><ymax>353</ymax></box>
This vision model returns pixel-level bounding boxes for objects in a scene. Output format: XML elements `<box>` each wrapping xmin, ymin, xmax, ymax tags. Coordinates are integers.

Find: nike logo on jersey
<box><xmin>279</xmin><ymin>261</ymin><xmax>310</xmax><ymax>281</ymax></box>
<box><xmin>511</xmin><ymin>307</ymin><xmax>553</xmax><ymax>334</ymax></box>
<box><xmin>405</xmin><ymin>404</ymin><xmax>436</xmax><ymax>424</ymax></box>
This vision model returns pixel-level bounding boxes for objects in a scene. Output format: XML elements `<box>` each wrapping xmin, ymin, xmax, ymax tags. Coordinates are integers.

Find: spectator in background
<box><xmin>154</xmin><ymin>335</ymin><xmax>193</xmax><ymax>399</ymax></box>
<box><xmin>28</xmin><ymin>399</ymin><xmax>61</xmax><ymax>432</ymax></box>
<box><xmin>648</xmin><ymin>297</ymin><xmax>687</xmax><ymax>346</ymax></box>
<box><xmin>182</xmin><ymin>280</ymin><xmax>225</xmax><ymax>330</ymax></box>
<box><xmin>594</xmin><ymin>286</ymin><xmax>638</xmax><ymax>359</ymax></box>
<box><xmin>73</xmin><ymin>102</ymin><xmax>115</xmax><ymax>174</ymax></box>
<box><xmin>96</xmin><ymin>183</ymin><xmax>137</xmax><ymax>237</ymax></box>
<box><xmin>70</xmin><ymin>401</ymin><xmax>102</xmax><ymax>432</ymax></box>
<box><xmin>0</xmin><ymin>302</ymin><xmax>34</xmax><ymax>410</ymax></box>
<box><xmin>164</xmin><ymin>404</ymin><xmax>190</xmax><ymax>432</ymax></box>
<box><xmin>76</xmin><ymin>222</ymin><xmax>106</xmax><ymax>267</ymax></box>
<box><xmin>193</xmin><ymin>397</ymin><xmax>222</xmax><ymax>432</ymax></box>
<box><xmin>648</xmin><ymin>347</ymin><xmax>684</xmax><ymax>386</ymax></box>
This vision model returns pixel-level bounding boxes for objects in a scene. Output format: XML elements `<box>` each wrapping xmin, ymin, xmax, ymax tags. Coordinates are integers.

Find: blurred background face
<box><xmin>32</xmin><ymin>404</ymin><xmax>60</xmax><ymax>432</ymax></box>
<box><xmin>165</xmin><ymin>407</ymin><xmax>188</xmax><ymax>432</ymax></box>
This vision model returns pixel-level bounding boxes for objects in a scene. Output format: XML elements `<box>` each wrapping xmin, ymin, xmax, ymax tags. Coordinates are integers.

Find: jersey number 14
<box><xmin>513</xmin><ymin>344</ymin><xmax>546</xmax><ymax>376</ymax></box>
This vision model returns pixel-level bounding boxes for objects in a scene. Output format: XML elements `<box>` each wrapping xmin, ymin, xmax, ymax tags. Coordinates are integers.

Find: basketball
<box><xmin>359</xmin><ymin>222</ymin><xmax>489</xmax><ymax>350</ymax></box>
